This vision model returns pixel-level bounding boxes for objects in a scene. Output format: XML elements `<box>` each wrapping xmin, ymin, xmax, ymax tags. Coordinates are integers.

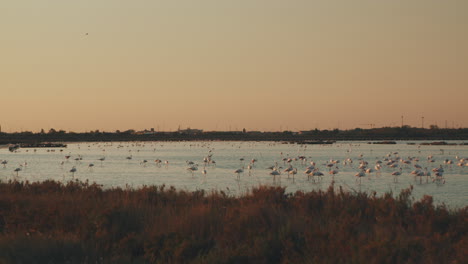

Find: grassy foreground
<box><xmin>0</xmin><ymin>180</ymin><xmax>466</xmax><ymax>264</ymax></box>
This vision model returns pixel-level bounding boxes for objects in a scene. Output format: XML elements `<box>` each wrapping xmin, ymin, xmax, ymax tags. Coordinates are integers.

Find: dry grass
<box><xmin>0</xmin><ymin>180</ymin><xmax>466</xmax><ymax>263</ymax></box>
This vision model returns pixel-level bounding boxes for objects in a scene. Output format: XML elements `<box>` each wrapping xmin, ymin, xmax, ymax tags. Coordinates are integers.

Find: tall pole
<box><xmin>401</xmin><ymin>116</ymin><xmax>404</xmax><ymax>128</ymax></box>
<box><xmin>421</xmin><ymin>116</ymin><xmax>424</xmax><ymax>129</ymax></box>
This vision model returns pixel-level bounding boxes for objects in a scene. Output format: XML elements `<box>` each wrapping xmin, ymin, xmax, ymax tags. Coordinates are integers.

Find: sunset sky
<box><xmin>1</xmin><ymin>0</ymin><xmax>467</xmax><ymax>132</ymax></box>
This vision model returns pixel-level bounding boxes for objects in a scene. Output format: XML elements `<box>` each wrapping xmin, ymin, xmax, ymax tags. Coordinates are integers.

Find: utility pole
<box><xmin>445</xmin><ymin>120</ymin><xmax>448</xmax><ymax>129</ymax></box>
<box><xmin>401</xmin><ymin>116</ymin><xmax>404</xmax><ymax>127</ymax></box>
<box><xmin>421</xmin><ymin>116</ymin><xmax>424</xmax><ymax>129</ymax></box>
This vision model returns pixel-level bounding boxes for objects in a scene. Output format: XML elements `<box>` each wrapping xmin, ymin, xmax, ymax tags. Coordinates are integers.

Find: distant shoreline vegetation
<box><xmin>0</xmin><ymin>180</ymin><xmax>465</xmax><ymax>263</ymax></box>
<box><xmin>1</xmin><ymin>126</ymin><xmax>468</xmax><ymax>144</ymax></box>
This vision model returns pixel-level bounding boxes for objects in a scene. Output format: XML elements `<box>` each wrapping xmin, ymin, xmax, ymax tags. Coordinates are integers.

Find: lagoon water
<box><xmin>1</xmin><ymin>141</ymin><xmax>467</xmax><ymax>208</ymax></box>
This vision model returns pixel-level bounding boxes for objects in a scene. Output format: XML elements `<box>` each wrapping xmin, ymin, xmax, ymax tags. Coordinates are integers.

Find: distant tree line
<box><xmin>0</xmin><ymin>126</ymin><xmax>467</xmax><ymax>144</ymax></box>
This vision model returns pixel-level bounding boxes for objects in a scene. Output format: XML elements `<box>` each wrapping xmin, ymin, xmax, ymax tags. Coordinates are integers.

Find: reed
<box><xmin>0</xmin><ymin>180</ymin><xmax>466</xmax><ymax>263</ymax></box>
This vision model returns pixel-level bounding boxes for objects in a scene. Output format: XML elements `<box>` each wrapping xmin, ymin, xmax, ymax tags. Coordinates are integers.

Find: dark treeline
<box><xmin>0</xmin><ymin>126</ymin><xmax>467</xmax><ymax>144</ymax></box>
<box><xmin>0</xmin><ymin>180</ymin><xmax>466</xmax><ymax>263</ymax></box>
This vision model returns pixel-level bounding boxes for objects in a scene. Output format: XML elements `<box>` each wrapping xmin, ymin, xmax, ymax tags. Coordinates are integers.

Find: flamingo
<box><xmin>391</xmin><ymin>168</ymin><xmax>403</xmax><ymax>182</ymax></box>
<box><xmin>433</xmin><ymin>171</ymin><xmax>445</xmax><ymax>184</ymax></box>
<box><xmin>289</xmin><ymin>168</ymin><xmax>297</xmax><ymax>180</ymax></box>
<box><xmin>374</xmin><ymin>164</ymin><xmax>382</xmax><ymax>175</ymax></box>
<box><xmin>14</xmin><ymin>167</ymin><xmax>21</xmax><ymax>176</ymax></box>
<box><xmin>270</xmin><ymin>169</ymin><xmax>281</xmax><ymax>181</ymax></box>
<box><xmin>283</xmin><ymin>165</ymin><xmax>293</xmax><ymax>176</ymax></box>
<box><xmin>234</xmin><ymin>167</ymin><xmax>244</xmax><ymax>179</ymax></box>
<box><xmin>432</xmin><ymin>165</ymin><xmax>444</xmax><ymax>173</ymax></box>
<box><xmin>415</xmin><ymin>170</ymin><xmax>425</xmax><ymax>184</ymax></box>
<box><xmin>355</xmin><ymin>170</ymin><xmax>366</xmax><ymax>184</ymax></box>
<box><xmin>304</xmin><ymin>168</ymin><xmax>313</xmax><ymax>178</ymax></box>
<box><xmin>423</xmin><ymin>168</ymin><xmax>431</xmax><ymax>183</ymax></box>
<box><xmin>312</xmin><ymin>170</ymin><xmax>324</xmax><ymax>182</ymax></box>
<box><xmin>328</xmin><ymin>169</ymin><xmax>339</xmax><ymax>178</ymax></box>
<box><xmin>247</xmin><ymin>164</ymin><xmax>253</xmax><ymax>176</ymax></box>
<box><xmin>70</xmin><ymin>166</ymin><xmax>77</xmax><ymax>177</ymax></box>
<box><xmin>411</xmin><ymin>169</ymin><xmax>422</xmax><ymax>176</ymax></box>
<box><xmin>187</xmin><ymin>166</ymin><xmax>198</xmax><ymax>176</ymax></box>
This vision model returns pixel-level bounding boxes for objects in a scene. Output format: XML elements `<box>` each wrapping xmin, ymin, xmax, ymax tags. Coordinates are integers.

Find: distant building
<box><xmin>177</xmin><ymin>127</ymin><xmax>203</xmax><ymax>135</ymax></box>
<box><xmin>136</xmin><ymin>128</ymin><xmax>157</xmax><ymax>135</ymax></box>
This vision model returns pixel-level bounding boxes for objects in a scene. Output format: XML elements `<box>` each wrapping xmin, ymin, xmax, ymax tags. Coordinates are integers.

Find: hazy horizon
<box><xmin>2</xmin><ymin>1</ymin><xmax>467</xmax><ymax>133</ymax></box>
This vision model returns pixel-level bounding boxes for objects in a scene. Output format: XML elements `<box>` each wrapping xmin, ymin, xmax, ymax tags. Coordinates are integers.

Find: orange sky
<box><xmin>1</xmin><ymin>0</ymin><xmax>467</xmax><ymax>132</ymax></box>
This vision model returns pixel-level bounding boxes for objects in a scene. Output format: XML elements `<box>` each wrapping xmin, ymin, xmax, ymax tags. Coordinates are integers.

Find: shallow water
<box><xmin>1</xmin><ymin>141</ymin><xmax>467</xmax><ymax>208</ymax></box>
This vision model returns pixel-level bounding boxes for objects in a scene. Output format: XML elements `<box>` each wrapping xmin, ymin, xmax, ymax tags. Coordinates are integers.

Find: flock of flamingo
<box><xmin>207</xmin><ymin>152</ymin><xmax>466</xmax><ymax>185</ymax></box>
<box><xmin>1</xmin><ymin>142</ymin><xmax>467</xmax><ymax>188</ymax></box>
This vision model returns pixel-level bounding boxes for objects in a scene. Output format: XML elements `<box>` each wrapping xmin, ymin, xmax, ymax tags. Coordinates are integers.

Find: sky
<box><xmin>1</xmin><ymin>0</ymin><xmax>467</xmax><ymax>132</ymax></box>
